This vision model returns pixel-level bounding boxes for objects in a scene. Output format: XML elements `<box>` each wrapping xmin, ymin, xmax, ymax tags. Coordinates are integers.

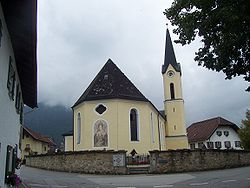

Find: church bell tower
<box><xmin>162</xmin><ymin>28</ymin><xmax>189</xmax><ymax>149</ymax></box>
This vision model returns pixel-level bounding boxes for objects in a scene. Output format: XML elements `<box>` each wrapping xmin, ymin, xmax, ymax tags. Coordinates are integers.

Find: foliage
<box><xmin>164</xmin><ymin>0</ymin><xmax>250</xmax><ymax>91</ymax></box>
<box><xmin>6</xmin><ymin>172</ymin><xmax>21</xmax><ymax>187</ymax></box>
<box><xmin>238</xmin><ymin>110</ymin><xmax>250</xmax><ymax>150</ymax></box>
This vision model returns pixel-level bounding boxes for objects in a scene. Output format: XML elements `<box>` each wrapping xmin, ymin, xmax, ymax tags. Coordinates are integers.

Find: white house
<box><xmin>62</xmin><ymin>131</ymin><xmax>73</xmax><ymax>152</ymax></box>
<box><xmin>187</xmin><ymin>117</ymin><xmax>242</xmax><ymax>150</ymax></box>
<box><xmin>0</xmin><ymin>1</ymin><xmax>37</xmax><ymax>187</ymax></box>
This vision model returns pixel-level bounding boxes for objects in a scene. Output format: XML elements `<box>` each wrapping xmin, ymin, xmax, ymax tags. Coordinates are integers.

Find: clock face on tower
<box><xmin>167</xmin><ymin>70</ymin><xmax>175</xmax><ymax>78</ymax></box>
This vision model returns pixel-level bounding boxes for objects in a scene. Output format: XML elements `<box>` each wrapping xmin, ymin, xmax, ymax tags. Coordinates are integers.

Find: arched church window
<box><xmin>170</xmin><ymin>83</ymin><xmax>175</xmax><ymax>99</ymax></box>
<box><xmin>76</xmin><ymin>113</ymin><xmax>81</xmax><ymax>144</ymax></box>
<box><xmin>130</xmin><ymin>109</ymin><xmax>139</xmax><ymax>141</ymax></box>
<box><xmin>150</xmin><ymin>112</ymin><xmax>155</xmax><ymax>143</ymax></box>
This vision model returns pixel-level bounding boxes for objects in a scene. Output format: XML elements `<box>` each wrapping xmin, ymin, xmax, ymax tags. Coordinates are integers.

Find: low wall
<box><xmin>26</xmin><ymin>150</ymin><xmax>127</xmax><ymax>174</ymax></box>
<box><xmin>149</xmin><ymin>149</ymin><xmax>250</xmax><ymax>173</ymax></box>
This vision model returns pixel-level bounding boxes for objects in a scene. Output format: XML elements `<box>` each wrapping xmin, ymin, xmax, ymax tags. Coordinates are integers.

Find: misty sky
<box><xmin>37</xmin><ymin>0</ymin><xmax>249</xmax><ymax>126</ymax></box>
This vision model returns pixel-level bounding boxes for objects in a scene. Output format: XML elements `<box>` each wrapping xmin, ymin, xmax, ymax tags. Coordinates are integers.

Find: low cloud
<box><xmin>37</xmin><ymin>0</ymin><xmax>249</xmax><ymax>126</ymax></box>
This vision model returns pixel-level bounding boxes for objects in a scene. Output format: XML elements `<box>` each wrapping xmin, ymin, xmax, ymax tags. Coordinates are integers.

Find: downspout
<box><xmin>117</xmin><ymin>100</ymin><xmax>119</xmax><ymax>150</ymax></box>
<box><xmin>157</xmin><ymin>113</ymin><xmax>161</xmax><ymax>151</ymax></box>
<box><xmin>71</xmin><ymin>107</ymin><xmax>74</xmax><ymax>151</ymax></box>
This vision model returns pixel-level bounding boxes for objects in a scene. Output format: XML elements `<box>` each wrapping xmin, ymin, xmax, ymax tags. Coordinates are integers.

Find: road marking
<box><xmin>221</xmin><ymin>180</ymin><xmax>236</xmax><ymax>183</ymax></box>
<box><xmin>29</xmin><ymin>184</ymin><xmax>49</xmax><ymax>187</ymax></box>
<box><xmin>117</xmin><ymin>187</ymin><xmax>136</xmax><ymax>188</ymax></box>
<box><xmin>154</xmin><ymin>185</ymin><xmax>174</xmax><ymax>188</ymax></box>
<box><xmin>29</xmin><ymin>184</ymin><xmax>68</xmax><ymax>188</ymax></box>
<box><xmin>189</xmin><ymin>182</ymin><xmax>208</xmax><ymax>186</ymax></box>
<box><xmin>21</xmin><ymin>182</ymin><xmax>30</xmax><ymax>188</ymax></box>
<box><xmin>246</xmin><ymin>178</ymin><xmax>250</xmax><ymax>180</ymax></box>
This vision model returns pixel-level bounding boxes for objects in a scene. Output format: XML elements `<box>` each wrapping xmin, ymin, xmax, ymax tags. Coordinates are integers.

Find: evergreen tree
<box><xmin>239</xmin><ymin>110</ymin><xmax>250</xmax><ymax>150</ymax></box>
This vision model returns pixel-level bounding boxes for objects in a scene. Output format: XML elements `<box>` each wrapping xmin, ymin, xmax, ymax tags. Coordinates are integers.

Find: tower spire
<box><xmin>162</xmin><ymin>29</ymin><xmax>181</xmax><ymax>74</ymax></box>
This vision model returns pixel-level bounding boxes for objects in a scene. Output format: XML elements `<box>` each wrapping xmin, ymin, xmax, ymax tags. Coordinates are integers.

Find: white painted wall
<box><xmin>209</xmin><ymin>126</ymin><xmax>241</xmax><ymax>149</ymax></box>
<box><xmin>64</xmin><ymin>135</ymin><xmax>73</xmax><ymax>152</ymax></box>
<box><xmin>190</xmin><ymin>126</ymin><xmax>242</xmax><ymax>150</ymax></box>
<box><xmin>0</xmin><ymin>4</ymin><xmax>23</xmax><ymax>188</ymax></box>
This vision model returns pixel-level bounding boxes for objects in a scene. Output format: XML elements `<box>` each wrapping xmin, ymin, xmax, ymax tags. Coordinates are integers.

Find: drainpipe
<box><xmin>157</xmin><ymin>113</ymin><xmax>161</xmax><ymax>151</ymax></box>
<box><xmin>71</xmin><ymin>107</ymin><xmax>74</xmax><ymax>151</ymax></box>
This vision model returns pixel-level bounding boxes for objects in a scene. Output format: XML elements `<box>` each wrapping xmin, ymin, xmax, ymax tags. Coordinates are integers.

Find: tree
<box><xmin>238</xmin><ymin>110</ymin><xmax>250</xmax><ymax>150</ymax></box>
<box><xmin>164</xmin><ymin>0</ymin><xmax>250</xmax><ymax>91</ymax></box>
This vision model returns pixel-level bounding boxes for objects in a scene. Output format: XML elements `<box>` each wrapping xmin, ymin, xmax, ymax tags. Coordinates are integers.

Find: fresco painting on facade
<box><xmin>94</xmin><ymin>120</ymin><xmax>108</xmax><ymax>147</ymax></box>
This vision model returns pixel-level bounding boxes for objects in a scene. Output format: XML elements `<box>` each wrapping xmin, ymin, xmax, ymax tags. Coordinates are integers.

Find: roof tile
<box><xmin>73</xmin><ymin>59</ymin><xmax>149</xmax><ymax>107</ymax></box>
<box><xmin>187</xmin><ymin>117</ymin><xmax>238</xmax><ymax>142</ymax></box>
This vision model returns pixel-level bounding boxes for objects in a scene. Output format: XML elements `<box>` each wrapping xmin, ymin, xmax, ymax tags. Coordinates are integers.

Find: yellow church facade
<box><xmin>73</xmin><ymin>99</ymin><xmax>166</xmax><ymax>154</ymax></box>
<box><xmin>71</xmin><ymin>29</ymin><xmax>188</xmax><ymax>154</ymax></box>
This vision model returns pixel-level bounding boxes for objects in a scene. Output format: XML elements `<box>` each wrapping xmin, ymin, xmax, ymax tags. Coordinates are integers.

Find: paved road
<box><xmin>20</xmin><ymin>166</ymin><xmax>250</xmax><ymax>188</ymax></box>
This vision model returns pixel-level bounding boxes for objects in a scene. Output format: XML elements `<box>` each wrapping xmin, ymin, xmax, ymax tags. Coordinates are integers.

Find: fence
<box><xmin>126</xmin><ymin>154</ymin><xmax>150</xmax><ymax>165</ymax></box>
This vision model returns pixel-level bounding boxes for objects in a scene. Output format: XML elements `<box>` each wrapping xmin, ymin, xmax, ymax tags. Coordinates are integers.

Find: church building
<box><xmin>71</xmin><ymin>29</ymin><xmax>188</xmax><ymax>154</ymax></box>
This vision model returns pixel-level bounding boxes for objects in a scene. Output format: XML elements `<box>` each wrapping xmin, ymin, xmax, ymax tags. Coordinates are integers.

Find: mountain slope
<box><xmin>24</xmin><ymin>103</ymin><xmax>72</xmax><ymax>147</ymax></box>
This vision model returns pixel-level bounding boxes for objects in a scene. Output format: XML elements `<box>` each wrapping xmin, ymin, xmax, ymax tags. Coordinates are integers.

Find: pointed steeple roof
<box><xmin>162</xmin><ymin>29</ymin><xmax>181</xmax><ymax>74</ymax></box>
<box><xmin>73</xmin><ymin>59</ymin><xmax>149</xmax><ymax>107</ymax></box>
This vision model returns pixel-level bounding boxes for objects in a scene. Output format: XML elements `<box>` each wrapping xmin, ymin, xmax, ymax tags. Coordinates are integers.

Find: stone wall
<box><xmin>150</xmin><ymin>149</ymin><xmax>250</xmax><ymax>173</ymax></box>
<box><xmin>26</xmin><ymin>150</ymin><xmax>127</xmax><ymax>174</ymax></box>
<box><xmin>26</xmin><ymin>149</ymin><xmax>250</xmax><ymax>174</ymax></box>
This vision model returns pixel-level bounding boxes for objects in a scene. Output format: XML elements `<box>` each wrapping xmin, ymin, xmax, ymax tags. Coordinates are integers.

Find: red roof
<box><xmin>23</xmin><ymin>126</ymin><xmax>56</xmax><ymax>146</ymax></box>
<box><xmin>187</xmin><ymin>117</ymin><xmax>239</xmax><ymax>142</ymax></box>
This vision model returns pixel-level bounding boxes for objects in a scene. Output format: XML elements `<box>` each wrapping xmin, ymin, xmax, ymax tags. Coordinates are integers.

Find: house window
<box><xmin>0</xmin><ymin>18</ymin><xmax>2</xmax><ymax>47</ymax></box>
<box><xmin>5</xmin><ymin>145</ymin><xmax>16</xmax><ymax>183</ymax></box>
<box><xmin>7</xmin><ymin>57</ymin><xmax>16</xmax><ymax>100</ymax></box>
<box><xmin>216</xmin><ymin>131</ymin><xmax>222</xmax><ymax>136</ymax></box>
<box><xmin>130</xmin><ymin>108</ymin><xmax>139</xmax><ymax>141</ymax></box>
<box><xmin>190</xmin><ymin>143</ymin><xmax>195</xmax><ymax>150</ymax></box>
<box><xmin>150</xmin><ymin>112</ymin><xmax>155</xmax><ymax>143</ymax></box>
<box><xmin>224</xmin><ymin>141</ymin><xmax>231</xmax><ymax>149</ymax></box>
<box><xmin>44</xmin><ymin>146</ymin><xmax>47</xmax><ymax>151</ymax></box>
<box><xmin>19</xmin><ymin>102</ymin><xmax>23</xmax><ymax>124</ymax></box>
<box><xmin>198</xmin><ymin>142</ymin><xmax>205</xmax><ymax>149</ymax></box>
<box><xmin>235</xmin><ymin>141</ymin><xmax>241</xmax><ymax>147</ymax></box>
<box><xmin>207</xmin><ymin>142</ymin><xmax>214</xmax><ymax>149</ymax></box>
<box><xmin>224</xmin><ymin>131</ymin><xmax>229</xmax><ymax>137</ymax></box>
<box><xmin>76</xmin><ymin>113</ymin><xmax>81</xmax><ymax>144</ymax></box>
<box><xmin>170</xmin><ymin>83</ymin><xmax>175</xmax><ymax>99</ymax></box>
<box><xmin>215</xmin><ymin>141</ymin><xmax>221</xmax><ymax>149</ymax></box>
<box><xmin>15</xmin><ymin>84</ymin><xmax>21</xmax><ymax>113</ymax></box>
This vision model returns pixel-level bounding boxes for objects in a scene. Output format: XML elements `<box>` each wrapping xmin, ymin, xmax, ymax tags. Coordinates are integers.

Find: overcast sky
<box><xmin>37</xmin><ymin>0</ymin><xmax>249</xmax><ymax>127</ymax></box>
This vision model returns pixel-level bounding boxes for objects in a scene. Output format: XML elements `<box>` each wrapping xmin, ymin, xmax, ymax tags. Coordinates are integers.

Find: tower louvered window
<box><xmin>170</xmin><ymin>83</ymin><xmax>175</xmax><ymax>99</ymax></box>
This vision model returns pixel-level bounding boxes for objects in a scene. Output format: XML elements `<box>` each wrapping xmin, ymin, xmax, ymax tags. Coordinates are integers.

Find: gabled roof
<box><xmin>1</xmin><ymin>0</ymin><xmax>37</xmax><ymax>108</ymax></box>
<box><xmin>73</xmin><ymin>59</ymin><xmax>149</xmax><ymax>107</ymax></box>
<box><xmin>162</xmin><ymin>29</ymin><xmax>181</xmax><ymax>74</ymax></box>
<box><xmin>72</xmin><ymin>59</ymin><xmax>166</xmax><ymax>119</ymax></box>
<box><xmin>187</xmin><ymin>117</ymin><xmax>239</xmax><ymax>142</ymax></box>
<box><xmin>23</xmin><ymin>126</ymin><xmax>56</xmax><ymax>146</ymax></box>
